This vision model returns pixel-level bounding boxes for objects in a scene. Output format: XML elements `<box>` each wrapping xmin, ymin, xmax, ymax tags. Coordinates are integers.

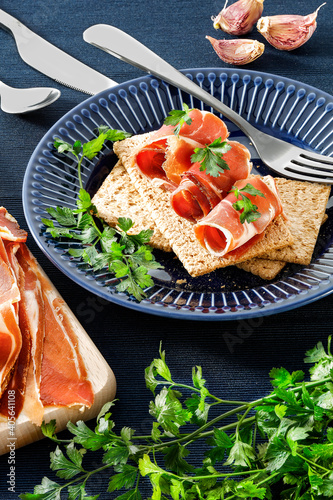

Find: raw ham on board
<box><xmin>0</xmin><ymin>210</ymin><xmax>94</xmax><ymax>425</ymax></box>
<box><xmin>170</xmin><ymin>141</ymin><xmax>252</xmax><ymax>222</ymax></box>
<box><xmin>194</xmin><ymin>176</ymin><xmax>284</xmax><ymax>258</ymax></box>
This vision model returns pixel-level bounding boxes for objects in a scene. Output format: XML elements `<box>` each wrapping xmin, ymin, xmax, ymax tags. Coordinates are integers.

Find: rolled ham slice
<box><xmin>194</xmin><ymin>176</ymin><xmax>284</xmax><ymax>258</ymax></box>
<box><xmin>149</xmin><ymin>108</ymin><xmax>229</xmax><ymax>145</ymax></box>
<box><xmin>135</xmin><ymin>136</ymin><xmax>201</xmax><ymax>191</ymax></box>
<box><xmin>170</xmin><ymin>141</ymin><xmax>252</xmax><ymax>222</ymax></box>
<box><xmin>135</xmin><ymin>110</ymin><xmax>229</xmax><ymax>188</ymax></box>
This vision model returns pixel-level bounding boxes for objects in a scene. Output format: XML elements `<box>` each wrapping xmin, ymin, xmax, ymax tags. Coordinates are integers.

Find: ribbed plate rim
<box><xmin>22</xmin><ymin>67</ymin><xmax>333</xmax><ymax>321</ymax></box>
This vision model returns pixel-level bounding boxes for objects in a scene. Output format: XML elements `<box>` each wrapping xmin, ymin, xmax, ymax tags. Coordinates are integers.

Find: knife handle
<box><xmin>0</xmin><ymin>9</ymin><xmax>31</xmax><ymax>42</ymax></box>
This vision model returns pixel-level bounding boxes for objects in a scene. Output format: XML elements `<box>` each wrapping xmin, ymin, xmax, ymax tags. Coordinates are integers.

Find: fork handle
<box><xmin>83</xmin><ymin>25</ymin><xmax>264</xmax><ymax>143</ymax></box>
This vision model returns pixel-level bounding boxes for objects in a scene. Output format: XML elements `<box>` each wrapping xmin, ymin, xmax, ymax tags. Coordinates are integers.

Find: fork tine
<box><xmin>290</xmin><ymin>156</ymin><xmax>333</xmax><ymax>173</ymax></box>
<box><xmin>283</xmin><ymin>162</ymin><xmax>333</xmax><ymax>183</ymax></box>
<box><xmin>285</xmin><ymin>162</ymin><xmax>333</xmax><ymax>179</ymax></box>
<box><xmin>298</xmin><ymin>151</ymin><xmax>333</xmax><ymax>166</ymax></box>
<box><xmin>280</xmin><ymin>169</ymin><xmax>333</xmax><ymax>183</ymax></box>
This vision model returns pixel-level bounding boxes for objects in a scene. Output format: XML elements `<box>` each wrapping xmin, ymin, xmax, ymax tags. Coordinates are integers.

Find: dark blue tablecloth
<box><xmin>0</xmin><ymin>0</ymin><xmax>332</xmax><ymax>497</ymax></box>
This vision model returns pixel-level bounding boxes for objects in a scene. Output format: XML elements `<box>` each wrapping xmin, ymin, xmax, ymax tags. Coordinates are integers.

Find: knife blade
<box><xmin>0</xmin><ymin>9</ymin><xmax>118</xmax><ymax>95</ymax></box>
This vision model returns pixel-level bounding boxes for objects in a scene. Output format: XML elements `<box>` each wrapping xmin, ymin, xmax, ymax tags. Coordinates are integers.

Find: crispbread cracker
<box><xmin>92</xmin><ymin>161</ymin><xmax>172</xmax><ymax>252</ymax></box>
<box><xmin>236</xmin><ymin>258</ymin><xmax>286</xmax><ymax>280</ymax></box>
<box><xmin>259</xmin><ymin>178</ymin><xmax>330</xmax><ymax>265</ymax></box>
<box><xmin>114</xmin><ymin>135</ymin><xmax>293</xmax><ymax>277</ymax></box>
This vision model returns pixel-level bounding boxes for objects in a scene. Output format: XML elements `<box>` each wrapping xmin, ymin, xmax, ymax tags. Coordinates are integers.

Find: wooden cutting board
<box><xmin>0</xmin><ymin>264</ymin><xmax>116</xmax><ymax>455</ymax></box>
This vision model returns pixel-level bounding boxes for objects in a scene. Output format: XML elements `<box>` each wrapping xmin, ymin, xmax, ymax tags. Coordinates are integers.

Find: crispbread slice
<box><xmin>114</xmin><ymin>135</ymin><xmax>293</xmax><ymax>277</ymax></box>
<box><xmin>259</xmin><ymin>178</ymin><xmax>331</xmax><ymax>265</ymax></box>
<box><xmin>92</xmin><ymin>161</ymin><xmax>172</xmax><ymax>252</ymax></box>
<box><xmin>236</xmin><ymin>258</ymin><xmax>286</xmax><ymax>280</ymax></box>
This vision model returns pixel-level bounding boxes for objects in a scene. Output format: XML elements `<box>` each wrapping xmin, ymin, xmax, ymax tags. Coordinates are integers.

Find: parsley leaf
<box><xmin>235</xmin><ymin>480</ymin><xmax>266</xmax><ymax>499</ymax></box>
<box><xmin>230</xmin><ymin>183</ymin><xmax>265</xmax><ymax>224</ymax></box>
<box><xmin>191</xmin><ymin>138</ymin><xmax>231</xmax><ymax>177</ymax></box>
<box><xmin>163</xmin><ymin>103</ymin><xmax>193</xmax><ymax>136</ymax></box>
<box><xmin>270</xmin><ymin>367</ymin><xmax>305</xmax><ymax>388</ymax></box>
<box><xmin>98</xmin><ymin>125</ymin><xmax>132</xmax><ymax>142</ymax></box>
<box><xmin>20</xmin><ymin>477</ymin><xmax>61</xmax><ymax>500</ymax></box>
<box><xmin>50</xmin><ymin>444</ymin><xmax>85</xmax><ymax>480</ymax></box>
<box><xmin>108</xmin><ymin>464</ymin><xmax>138</xmax><ymax>492</ymax></box>
<box><xmin>224</xmin><ymin>440</ymin><xmax>256</xmax><ymax>468</ymax></box>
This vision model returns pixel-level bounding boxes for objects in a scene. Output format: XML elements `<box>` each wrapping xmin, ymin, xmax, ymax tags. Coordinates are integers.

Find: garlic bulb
<box><xmin>257</xmin><ymin>3</ymin><xmax>325</xmax><ymax>51</ymax></box>
<box><xmin>213</xmin><ymin>0</ymin><xmax>265</xmax><ymax>36</ymax></box>
<box><xmin>206</xmin><ymin>36</ymin><xmax>265</xmax><ymax>65</ymax></box>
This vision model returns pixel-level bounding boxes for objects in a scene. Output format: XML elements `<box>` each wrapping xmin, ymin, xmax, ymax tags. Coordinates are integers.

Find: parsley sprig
<box><xmin>21</xmin><ymin>337</ymin><xmax>333</xmax><ymax>500</ymax></box>
<box><xmin>163</xmin><ymin>103</ymin><xmax>194</xmax><ymax>136</ymax></box>
<box><xmin>42</xmin><ymin>129</ymin><xmax>163</xmax><ymax>301</ymax></box>
<box><xmin>230</xmin><ymin>183</ymin><xmax>266</xmax><ymax>224</ymax></box>
<box><xmin>164</xmin><ymin>106</ymin><xmax>231</xmax><ymax>177</ymax></box>
<box><xmin>191</xmin><ymin>137</ymin><xmax>231</xmax><ymax>177</ymax></box>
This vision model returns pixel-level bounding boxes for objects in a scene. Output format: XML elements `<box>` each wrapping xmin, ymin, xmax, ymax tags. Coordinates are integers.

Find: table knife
<box><xmin>0</xmin><ymin>9</ymin><xmax>118</xmax><ymax>95</ymax></box>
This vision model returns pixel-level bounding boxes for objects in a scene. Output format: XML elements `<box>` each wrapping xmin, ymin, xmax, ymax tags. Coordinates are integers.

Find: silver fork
<box><xmin>83</xmin><ymin>24</ymin><xmax>333</xmax><ymax>184</ymax></box>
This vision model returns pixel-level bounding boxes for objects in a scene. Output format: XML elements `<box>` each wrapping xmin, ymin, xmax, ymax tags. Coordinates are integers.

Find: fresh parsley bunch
<box><xmin>42</xmin><ymin>128</ymin><xmax>163</xmax><ymax>301</ymax></box>
<box><xmin>21</xmin><ymin>337</ymin><xmax>333</xmax><ymax>500</ymax></box>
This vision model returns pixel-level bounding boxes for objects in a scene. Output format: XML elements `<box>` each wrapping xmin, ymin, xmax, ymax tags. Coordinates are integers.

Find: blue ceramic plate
<box><xmin>23</xmin><ymin>68</ymin><xmax>333</xmax><ymax>320</ymax></box>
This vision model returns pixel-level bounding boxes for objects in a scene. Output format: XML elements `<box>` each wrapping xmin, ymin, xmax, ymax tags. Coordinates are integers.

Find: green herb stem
<box><xmin>167</xmin><ymin>381</ymin><xmax>249</xmax><ymax>405</ymax></box>
<box><xmin>183</xmin><ymin>468</ymin><xmax>268</xmax><ymax>482</ymax></box>
<box><xmin>77</xmin><ymin>157</ymin><xmax>84</xmax><ymax>190</ymax></box>
<box><xmin>296</xmin><ymin>453</ymin><xmax>332</xmax><ymax>473</ymax></box>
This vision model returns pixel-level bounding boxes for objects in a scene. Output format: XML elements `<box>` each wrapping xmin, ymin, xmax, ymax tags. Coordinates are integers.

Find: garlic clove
<box><xmin>213</xmin><ymin>0</ymin><xmax>265</xmax><ymax>36</ymax></box>
<box><xmin>257</xmin><ymin>3</ymin><xmax>326</xmax><ymax>51</ymax></box>
<box><xmin>206</xmin><ymin>36</ymin><xmax>265</xmax><ymax>65</ymax></box>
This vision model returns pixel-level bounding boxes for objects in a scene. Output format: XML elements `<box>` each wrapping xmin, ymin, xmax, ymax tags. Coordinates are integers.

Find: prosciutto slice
<box><xmin>0</xmin><ymin>238</ymin><xmax>20</xmax><ymax>307</ymax></box>
<box><xmin>12</xmin><ymin>245</ymin><xmax>46</xmax><ymax>424</ymax></box>
<box><xmin>40</xmin><ymin>291</ymin><xmax>94</xmax><ymax>408</ymax></box>
<box><xmin>170</xmin><ymin>141</ymin><xmax>252</xmax><ymax>222</ymax></box>
<box><xmin>136</xmin><ymin>136</ymin><xmax>201</xmax><ymax>189</ymax></box>
<box><xmin>135</xmin><ymin>110</ymin><xmax>229</xmax><ymax>188</ymax></box>
<box><xmin>0</xmin><ymin>302</ymin><xmax>22</xmax><ymax>397</ymax></box>
<box><xmin>194</xmin><ymin>176</ymin><xmax>284</xmax><ymax>258</ymax></box>
<box><xmin>0</xmin><ymin>239</ymin><xmax>22</xmax><ymax>397</ymax></box>
<box><xmin>28</xmin><ymin>257</ymin><xmax>94</xmax><ymax>409</ymax></box>
<box><xmin>150</xmin><ymin>109</ymin><xmax>229</xmax><ymax>145</ymax></box>
<box><xmin>0</xmin><ymin>243</ymin><xmax>31</xmax><ymax>418</ymax></box>
<box><xmin>0</xmin><ymin>207</ymin><xmax>27</xmax><ymax>242</ymax></box>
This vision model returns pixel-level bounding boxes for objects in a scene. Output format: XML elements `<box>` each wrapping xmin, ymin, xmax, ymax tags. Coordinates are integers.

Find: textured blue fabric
<box><xmin>0</xmin><ymin>0</ymin><xmax>332</xmax><ymax>497</ymax></box>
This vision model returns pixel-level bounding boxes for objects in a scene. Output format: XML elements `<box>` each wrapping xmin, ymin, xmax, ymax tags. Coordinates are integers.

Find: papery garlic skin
<box><xmin>257</xmin><ymin>3</ymin><xmax>325</xmax><ymax>51</ymax></box>
<box><xmin>206</xmin><ymin>36</ymin><xmax>265</xmax><ymax>65</ymax></box>
<box><xmin>213</xmin><ymin>0</ymin><xmax>265</xmax><ymax>36</ymax></box>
